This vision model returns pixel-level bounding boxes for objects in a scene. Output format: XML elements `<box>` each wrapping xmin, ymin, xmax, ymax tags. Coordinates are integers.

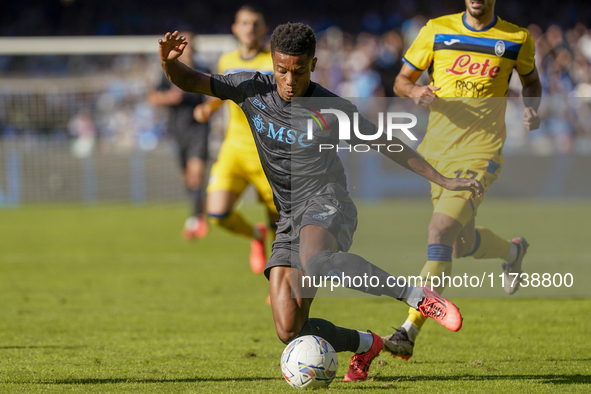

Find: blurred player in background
<box><xmin>193</xmin><ymin>5</ymin><xmax>278</xmax><ymax>275</ymax></box>
<box><xmin>384</xmin><ymin>0</ymin><xmax>542</xmax><ymax>360</ymax></box>
<box><xmin>148</xmin><ymin>31</ymin><xmax>211</xmax><ymax>240</ymax></box>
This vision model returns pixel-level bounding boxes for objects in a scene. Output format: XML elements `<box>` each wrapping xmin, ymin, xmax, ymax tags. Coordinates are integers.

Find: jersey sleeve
<box><xmin>515</xmin><ymin>30</ymin><xmax>536</xmax><ymax>77</ymax></box>
<box><xmin>402</xmin><ymin>20</ymin><xmax>435</xmax><ymax>71</ymax></box>
<box><xmin>209</xmin><ymin>72</ymin><xmax>256</xmax><ymax>104</ymax></box>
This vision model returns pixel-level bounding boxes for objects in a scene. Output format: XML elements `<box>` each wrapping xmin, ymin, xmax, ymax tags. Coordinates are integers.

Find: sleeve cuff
<box><xmin>402</xmin><ymin>57</ymin><xmax>424</xmax><ymax>72</ymax></box>
<box><xmin>209</xmin><ymin>75</ymin><xmax>219</xmax><ymax>98</ymax></box>
<box><xmin>519</xmin><ymin>66</ymin><xmax>536</xmax><ymax>78</ymax></box>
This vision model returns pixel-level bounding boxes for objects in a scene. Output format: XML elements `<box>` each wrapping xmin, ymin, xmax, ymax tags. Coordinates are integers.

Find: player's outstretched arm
<box><xmin>393</xmin><ymin>63</ymin><xmax>440</xmax><ymax>108</ymax></box>
<box><xmin>371</xmin><ymin>136</ymin><xmax>484</xmax><ymax>199</ymax></box>
<box><xmin>158</xmin><ymin>31</ymin><xmax>213</xmax><ymax>96</ymax></box>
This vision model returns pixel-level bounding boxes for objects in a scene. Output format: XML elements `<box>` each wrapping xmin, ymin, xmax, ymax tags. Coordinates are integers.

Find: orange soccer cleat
<box><xmin>417</xmin><ymin>286</ymin><xmax>463</xmax><ymax>332</ymax></box>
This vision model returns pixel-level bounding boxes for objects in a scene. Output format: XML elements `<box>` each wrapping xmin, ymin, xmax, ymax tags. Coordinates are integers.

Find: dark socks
<box><xmin>296</xmin><ymin>318</ymin><xmax>360</xmax><ymax>352</ymax></box>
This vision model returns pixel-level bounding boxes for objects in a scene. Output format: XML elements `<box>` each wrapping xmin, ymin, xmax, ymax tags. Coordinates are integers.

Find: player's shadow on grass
<box><xmin>410</xmin><ymin>358</ymin><xmax>591</xmax><ymax>364</ymax></box>
<box><xmin>371</xmin><ymin>374</ymin><xmax>591</xmax><ymax>385</ymax></box>
<box><xmin>36</xmin><ymin>373</ymin><xmax>591</xmax><ymax>386</ymax></box>
<box><xmin>38</xmin><ymin>377</ymin><xmax>281</xmax><ymax>385</ymax></box>
<box><xmin>0</xmin><ymin>345</ymin><xmax>85</xmax><ymax>349</ymax></box>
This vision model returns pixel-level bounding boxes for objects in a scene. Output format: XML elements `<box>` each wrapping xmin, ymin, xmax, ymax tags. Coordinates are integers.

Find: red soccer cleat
<box><xmin>249</xmin><ymin>223</ymin><xmax>267</xmax><ymax>274</ymax></box>
<box><xmin>417</xmin><ymin>286</ymin><xmax>463</xmax><ymax>332</ymax></box>
<box><xmin>343</xmin><ymin>332</ymin><xmax>384</xmax><ymax>382</ymax></box>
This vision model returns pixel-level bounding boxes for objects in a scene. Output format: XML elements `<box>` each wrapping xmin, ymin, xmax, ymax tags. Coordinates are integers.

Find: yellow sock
<box><xmin>407</xmin><ymin>259</ymin><xmax>452</xmax><ymax>330</ymax></box>
<box><xmin>470</xmin><ymin>226</ymin><xmax>511</xmax><ymax>260</ymax></box>
<box><xmin>209</xmin><ymin>212</ymin><xmax>253</xmax><ymax>238</ymax></box>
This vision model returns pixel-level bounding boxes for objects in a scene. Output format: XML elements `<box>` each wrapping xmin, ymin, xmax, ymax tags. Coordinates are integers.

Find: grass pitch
<box><xmin>0</xmin><ymin>200</ymin><xmax>590</xmax><ymax>393</ymax></box>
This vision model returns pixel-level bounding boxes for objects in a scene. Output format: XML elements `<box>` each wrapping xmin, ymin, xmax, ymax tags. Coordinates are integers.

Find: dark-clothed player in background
<box><xmin>157</xmin><ymin>24</ymin><xmax>483</xmax><ymax>382</ymax></box>
<box><xmin>148</xmin><ymin>31</ymin><xmax>210</xmax><ymax>240</ymax></box>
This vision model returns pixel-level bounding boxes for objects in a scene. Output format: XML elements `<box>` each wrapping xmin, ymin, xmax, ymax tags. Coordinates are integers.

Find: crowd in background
<box><xmin>2</xmin><ymin>0</ymin><xmax>590</xmax><ymax>37</ymax></box>
<box><xmin>1</xmin><ymin>4</ymin><xmax>591</xmax><ymax>155</ymax></box>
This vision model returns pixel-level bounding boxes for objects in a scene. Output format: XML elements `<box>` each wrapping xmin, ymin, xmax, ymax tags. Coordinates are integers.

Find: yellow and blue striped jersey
<box><xmin>403</xmin><ymin>13</ymin><xmax>536</xmax><ymax>161</ymax></box>
<box><xmin>217</xmin><ymin>49</ymin><xmax>273</xmax><ymax>150</ymax></box>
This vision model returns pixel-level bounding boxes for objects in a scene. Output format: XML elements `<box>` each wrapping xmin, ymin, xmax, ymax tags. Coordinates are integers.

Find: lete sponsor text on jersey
<box><xmin>445</xmin><ymin>54</ymin><xmax>501</xmax><ymax>78</ymax></box>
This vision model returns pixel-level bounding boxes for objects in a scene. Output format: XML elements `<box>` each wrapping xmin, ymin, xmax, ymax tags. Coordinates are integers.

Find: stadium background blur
<box><xmin>1</xmin><ymin>0</ymin><xmax>590</xmax><ymax>204</ymax></box>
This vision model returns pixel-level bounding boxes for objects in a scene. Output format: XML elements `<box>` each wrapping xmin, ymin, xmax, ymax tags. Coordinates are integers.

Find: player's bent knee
<box><xmin>428</xmin><ymin>226</ymin><xmax>450</xmax><ymax>243</ymax></box>
<box><xmin>275</xmin><ymin>320</ymin><xmax>305</xmax><ymax>344</ymax></box>
<box><xmin>276</xmin><ymin>327</ymin><xmax>299</xmax><ymax>344</ymax></box>
<box><xmin>207</xmin><ymin>211</ymin><xmax>230</xmax><ymax>226</ymax></box>
<box><xmin>453</xmin><ymin>242</ymin><xmax>473</xmax><ymax>259</ymax></box>
<box><xmin>185</xmin><ymin>176</ymin><xmax>203</xmax><ymax>190</ymax></box>
<box><xmin>304</xmin><ymin>250</ymin><xmax>334</xmax><ymax>277</ymax></box>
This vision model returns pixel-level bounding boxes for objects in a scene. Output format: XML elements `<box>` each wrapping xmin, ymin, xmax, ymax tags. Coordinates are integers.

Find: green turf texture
<box><xmin>1</xmin><ymin>200</ymin><xmax>590</xmax><ymax>393</ymax></box>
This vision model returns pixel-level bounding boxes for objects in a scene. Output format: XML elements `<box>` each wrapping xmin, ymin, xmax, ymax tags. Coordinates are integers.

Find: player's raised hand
<box><xmin>522</xmin><ymin>107</ymin><xmax>540</xmax><ymax>131</ymax></box>
<box><xmin>442</xmin><ymin>177</ymin><xmax>484</xmax><ymax>199</ymax></box>
<box><xmin>411</xmin><ymin>85</ymin><xmax>440</xmax><ymax>108</ymax></box>
<box><xmin>158</xmin><ymin>31</ymin><xmax>188</xmax><ymax>62</ymax></box>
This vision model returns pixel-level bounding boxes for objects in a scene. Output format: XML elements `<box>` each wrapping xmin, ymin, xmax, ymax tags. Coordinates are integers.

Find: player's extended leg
<box><xmin>270</xmin><ymin>226</ymin><xmax>382</xmax><ymax>382</ymax></box>
<box><xmin>207</xmin><ymin>189</ymin><xmax>268</xmax><ymax>274</ymax></box>
<box><xmin>269</xmin><ymin>264</ymin><xmax>376</xmax><ymax>351</ymax></box>
<box><xmin>448</xmin><ymin>161</ymin><xmax>528</xmax><ymax>293</ymax></box>
<box><xmin>384</xmin><ymin>212</ymin><xmax>464</xmax><ymax>360</ymax></box>
<box><xmin>207</xmin><ymin>148</ymin><xmax>271</xmax><ymax>273</ymax></box>
<box><xmin>460</xmin><ymin>220</ymin><xmax>529</xmax><ymax>295</ymax></box>
<box><xmin>387</xmin><ymin>208</ymin><xmax>528</xmax><ymax>358</ymax></box>
<box><xmin>182</xmin><ymin>157</ymin><xmax>208</xmax><ymax>239</ymax></box>
<box><xmin>207</xmin><ymin>189</ymin><xmax>251</xmax><ymax>235</ymax></box>
<box><xmin>298</xmin><ymin>225</ymin><xmax>461</xmax><ymax>381</ymax></box>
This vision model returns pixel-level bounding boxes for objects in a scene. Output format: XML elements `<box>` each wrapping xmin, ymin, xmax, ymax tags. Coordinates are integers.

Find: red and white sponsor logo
<box><xmin>445</xmin><ymin>54</ymin><xmax>501</xmax><ymax>78</ymax></box>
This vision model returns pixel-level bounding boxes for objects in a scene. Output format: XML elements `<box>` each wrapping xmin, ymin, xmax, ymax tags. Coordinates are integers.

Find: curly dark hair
<box><xmin>270</xmin><ymin>22</ymin><xmax>316</xmax><ymax>59</ymax></box>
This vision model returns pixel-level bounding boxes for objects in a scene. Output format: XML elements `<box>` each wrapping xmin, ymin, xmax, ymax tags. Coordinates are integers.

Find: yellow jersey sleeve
<box><xmin>403</xmin><ymin>21</ymin><xmax>435</xmax><ymax>71</ymax></box>
<box><xmin>515</xmin><ymin>30</ymin><xmax>535</xmax><ymax>76</ymax></box>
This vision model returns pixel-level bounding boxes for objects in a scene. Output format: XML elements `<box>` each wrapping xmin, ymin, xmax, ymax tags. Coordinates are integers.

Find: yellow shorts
<box><xmin>207</xmin><ymin>143</ymin><xmax>278</xmax><ymax>214</ymax></box>
<box><xmin>429</xmin><ymin>158</ymin><xmax>502</xmax><ymax>226</ymax></box>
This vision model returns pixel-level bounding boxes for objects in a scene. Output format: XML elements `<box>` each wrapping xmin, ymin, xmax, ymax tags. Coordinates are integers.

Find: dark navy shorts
<box><xmin>264</xmin><ymin>183</ymin><xmax>358</xmax><ymax>279</ymax></box>
<box><xmin>175</xmin><ymin>124</ymin><xmax>209</xmax><ymax>168</ymax></box>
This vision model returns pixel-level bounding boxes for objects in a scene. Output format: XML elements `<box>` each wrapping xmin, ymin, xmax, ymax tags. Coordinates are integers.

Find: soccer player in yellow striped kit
<box><xmin>194</xmin><ymin>6</ymin><xmax>278</xmax><ymax>276</ymax></box>
<box><xmin>383</xmin><ymin>0</ymin><xmax>542</xmax><ymax>359</ymax></box>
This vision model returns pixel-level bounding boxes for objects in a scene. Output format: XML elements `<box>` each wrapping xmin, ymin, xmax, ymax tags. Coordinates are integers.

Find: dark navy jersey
<box><xmin>210</xmin><ymin>71</ymin><xmax>376</xmax><ymax>213</ymax></box>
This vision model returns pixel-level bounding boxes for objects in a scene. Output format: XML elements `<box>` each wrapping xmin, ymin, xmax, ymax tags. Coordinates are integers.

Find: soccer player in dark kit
<box><xmin>148</xmin><ymin>31</ymin><xmax>210</xmax><ymax>240</ymax></box>
<box><xmin>158</xmin><ymin>23</ymin><xmax>483</xmax><ymax>381</ymax></box>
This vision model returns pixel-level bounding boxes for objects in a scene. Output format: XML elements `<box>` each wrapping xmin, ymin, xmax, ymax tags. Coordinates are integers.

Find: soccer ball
<box><xmin>280</xmin><ymin>335</ymin><xmax>338</xmax><ymax>389</ymax></box>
